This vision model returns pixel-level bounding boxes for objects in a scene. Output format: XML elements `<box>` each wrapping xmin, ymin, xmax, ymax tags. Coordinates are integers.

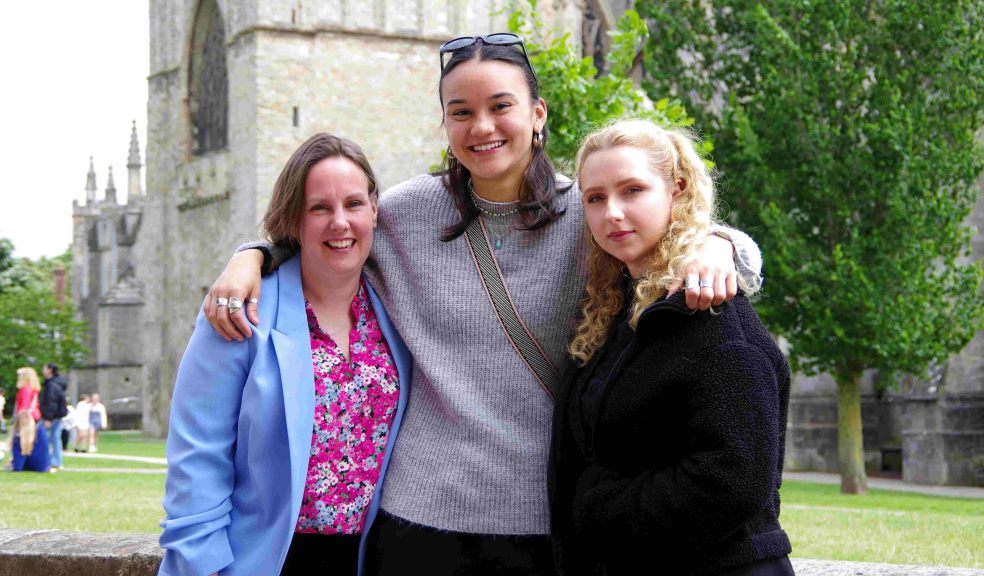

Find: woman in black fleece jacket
<box><xmin>551</xmin><ymin>120</ymin><xmax>793</xmax><ymax>575</ymax></box>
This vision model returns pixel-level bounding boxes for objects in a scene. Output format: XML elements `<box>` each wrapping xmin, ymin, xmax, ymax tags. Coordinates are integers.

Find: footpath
<box><xmin>59</xmin><ymin>451</ymin><xmax>166</xmax><ymax>475</ymax></box>
<box><xmin>784</xmin><ymin>471</ymin><xmax>984</xmax><ymax>499</ymax></box>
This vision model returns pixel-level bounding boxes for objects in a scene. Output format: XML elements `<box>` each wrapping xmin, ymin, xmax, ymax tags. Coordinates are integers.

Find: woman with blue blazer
<box><xmin>159</xmin><ymin>134</ymin><xmax>412</xmax><ymax>576</ymax></box>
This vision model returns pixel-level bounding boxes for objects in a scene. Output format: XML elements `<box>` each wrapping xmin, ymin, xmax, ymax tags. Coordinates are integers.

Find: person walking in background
<box><xmin>74</xmin><ymin>394</ymin><xmax>91</xmax><ymax>452</ymax></box>
<box><xmin>87</xmin><ymin>393</ymin><xmax>108</xmax><ymax>452</ymax></box>
<box><xmin>40</xmin><ymin>363</ymin><xmax>68</xmax><ymax>471</ymax></box>
<box><xmin>62</xmin><ymin>400</ymin><xmax>76</xmax><ymax>451</ymax></box>
<box><xmin>14</xmin><ymin>367</ymin><xmax>41</xmax><ymax>422</ymax></box>
<box><xmin>0</xmin><ymin>389</ymin><xmax>7</xmax><ymax>434</ymax></box>
<box><xmin>9</xmin><ymin>410</ymin><xmax>51</xmax><ymax>472</ymax></box>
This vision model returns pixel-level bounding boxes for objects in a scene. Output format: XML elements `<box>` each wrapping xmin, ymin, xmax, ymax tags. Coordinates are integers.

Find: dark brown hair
<box><xmin>438</xmin><ymin>41</ymin><xmax>569</xmax><ymax>241</ymax></box>
<box><xmin>262</xmin><ymin>133</ymin><xmax>379</xmax><ymax>248</ymax></box>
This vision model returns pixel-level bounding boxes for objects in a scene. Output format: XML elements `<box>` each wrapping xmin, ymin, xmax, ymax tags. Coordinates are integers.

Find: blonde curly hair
<box><xmin>14</xmin><ymin>410</ymin><xmax>37</xmax><ymax>456</ymax></box>
<box><xmin>16</xmin><ymin>367</ymin><xmax>40</xmax><ymax>392</ymax></box>
<box><xmin>569</xmin><ymin>119</ymin><xmax>716</xmax><ymax>365</ymax></box>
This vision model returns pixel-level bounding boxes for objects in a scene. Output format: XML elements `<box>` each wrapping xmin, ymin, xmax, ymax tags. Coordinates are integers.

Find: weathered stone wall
<box><xmin>784</xmin><ymin>372</ymin><xmax>883</xmax><ymax>473</ymax></box>
<box><xmin>902</xmin><ymin>180</ymin><xmax>984</xmax><ymax>486</ymax></box>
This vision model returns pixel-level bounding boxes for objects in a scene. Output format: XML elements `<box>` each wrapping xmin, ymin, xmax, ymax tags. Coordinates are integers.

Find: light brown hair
<box><xmin>262</xmin><ymin>133</ymin><xmax>379</xmax><ymax>248</ymax></box>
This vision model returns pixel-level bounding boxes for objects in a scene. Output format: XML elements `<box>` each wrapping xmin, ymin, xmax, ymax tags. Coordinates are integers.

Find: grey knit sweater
<box><xmin>258</xmin><ymin>173</ymin><xmax>761</xmax><ymax>535</ymax></box>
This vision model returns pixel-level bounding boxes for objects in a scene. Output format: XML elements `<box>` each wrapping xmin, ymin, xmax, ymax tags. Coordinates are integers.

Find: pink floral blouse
<box><xmin>294</xmin><ymin>282</ymin><xmax>400</xmax><ymax>535</ymax></box>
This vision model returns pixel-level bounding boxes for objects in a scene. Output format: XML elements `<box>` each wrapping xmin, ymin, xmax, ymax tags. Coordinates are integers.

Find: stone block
<box><xmin>0</xmin><ymin>530</ymin><xmax>162</xmax><ymax>576</ymax></box>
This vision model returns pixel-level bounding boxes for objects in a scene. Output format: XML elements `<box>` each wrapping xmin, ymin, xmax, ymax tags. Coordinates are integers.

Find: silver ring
<box><xmin>247</xmin><ymin>298</ymin><xmax>259</xmax><ymax>304</ymax></box>
<box><xmin>215</xmin><ymin>297</ymin><xmax>229</xmax><ymax>307</ymax></box>
<box><xmin>698</xmin><ymin>279</ymin><xmax>714</xmax><ymax>289</ymax></box>
<box><xmin>228</xmin><ymin>297</ymin><xmax>243</xmax><ymax>314</ymax></box>
<box><xmin>685</xmin><ymin>274</ymin><xmax>699</xmax><ymax>291</ymax></box>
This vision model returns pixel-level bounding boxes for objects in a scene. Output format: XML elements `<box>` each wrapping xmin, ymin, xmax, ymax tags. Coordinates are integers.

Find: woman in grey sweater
<box><xmin>203</xmin><ymin>35</ymin><xmax>761</xmax><ymax>574</ymax></box>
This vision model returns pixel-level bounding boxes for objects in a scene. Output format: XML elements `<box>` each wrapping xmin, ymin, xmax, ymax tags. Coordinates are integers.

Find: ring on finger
<box><xmin>227</xmin><ymin>297</ymin><xmax>243</xmax><ymax>314</ymax></box>
<box><xmin>685</xmin><ymin>274</ymin><xmax>699</xmax><ymax>291</ymax></box>
<box><xmin>215</xmin><ymin>297</ymin><xmax>229</xmax><ymax>307</ymax></box>
<box><xmin>698</xmin><ymin>278</ymin><xmax>714</xmax><ymax>289</ymax></box>
<box><xmin>247</xmin><ymin>298</ymin><xmax>259</xmax><ymax>304</ymax></box>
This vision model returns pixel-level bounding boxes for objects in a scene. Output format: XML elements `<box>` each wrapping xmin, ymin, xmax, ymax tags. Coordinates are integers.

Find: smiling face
<box><xmin>441</xmin><ymin>58</ymin><xmax>546</xmax><ymax>195</ymax></box>
<box><xmin>298</xmin><ymin>156</ymin><xmax>377</xmax><ymax>283</ymax></box>
<box><xmin>580</xmin><ymin>145</ymin><xmax>682</xmax><ymax>278</ymax></box>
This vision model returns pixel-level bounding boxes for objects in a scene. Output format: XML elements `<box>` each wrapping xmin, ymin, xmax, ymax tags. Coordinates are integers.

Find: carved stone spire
<box><xmin>85</xmin><ymin>156</ymin><xmax>97</xmax><ymax>204</ymax></box>
<box><xmin>127</xmin><ymin>120</ymin><xmax>142</xmax><ymax>169</ymax></box>
<box><xmin>127</xmin><ymin>120</ymin><xmax>143</xmax><ymax>197</ymax></box>
<box><xmin>105</xmin><ymin>165</ymin><xmax>117</xmax><ymax>205</ymax></box>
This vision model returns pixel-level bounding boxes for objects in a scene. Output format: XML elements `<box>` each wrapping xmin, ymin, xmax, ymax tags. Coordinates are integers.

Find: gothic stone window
<box><xmin>189</xmin><ymin>0</ymin><xmax>228</xmax><ymax>155</ymax></box>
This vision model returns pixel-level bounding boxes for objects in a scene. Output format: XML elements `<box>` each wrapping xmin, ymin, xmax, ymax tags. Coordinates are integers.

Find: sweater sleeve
<box><xmin>572</xmin><ymin>342</ymin><xmax>782</xmax><ymax>549</ymax></box>
<box><xmin>236</xmin><ymin>241</ymin><xmax>297</xmax><ymax>275</ymax></box>
<box><xmin>710</xmin><ymin>225</ymin><xmax>763</xmax><ymax>294</ymax></box>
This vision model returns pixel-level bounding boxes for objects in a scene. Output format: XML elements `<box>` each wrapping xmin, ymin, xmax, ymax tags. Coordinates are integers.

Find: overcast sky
<box><xmin>0</xmin><ymin>1</ymin><xmax>149</xmax><ymax>259</ymax></box>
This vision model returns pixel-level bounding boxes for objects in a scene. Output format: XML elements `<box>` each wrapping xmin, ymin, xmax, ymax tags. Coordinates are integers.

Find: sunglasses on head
<box><xmin>439</xmin><ymin>33</ymin><xmax>538</xmax><ymax>83</ymax></box>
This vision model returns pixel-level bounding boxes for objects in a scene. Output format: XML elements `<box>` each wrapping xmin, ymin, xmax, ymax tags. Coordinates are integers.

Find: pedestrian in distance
<box><xmin>40</xmin><ymin>363</ymin><xmax>69</xmax><ymax>471</ymax></box>
<box><xmin>550</xmin><ymin>119</ymin><xmax>793</xmax><ymax>575</ymax></box>
<box><xmin>74</xmin><ymin>394</ymin><xmax>91</xmax><ymax>452</ymax></box>
<box><xmin>10</xmin><ymin>410</ymin><xmax>51</xmax><ymax>473</ymax></box>
<box><xmin>14</xmin><ymin>367</ymin><xmax>41</xmax><ymax>422</ymax></box>
<box><xmin>0</xmin><ymin>388</ymin><xmax>7</xmax><ymax>434</ymax></box>
<box><xmin>62</xmin><ymin>400</ymin><xmax>76</xmax><ymax>451</ymax></box>
<box><xmin>87</xmin><ymin>393</ymin><xmax>108</xmax><ymax>453</ymax></box>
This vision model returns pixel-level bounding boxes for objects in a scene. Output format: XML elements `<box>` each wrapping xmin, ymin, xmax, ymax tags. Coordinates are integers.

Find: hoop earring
<box><xmin>532</xmin><ymin>129</ymin><xmax>543</xmax><ymax>149</ymax></box>
<box><xmin>446</xmin><ymin>145</ymin><xmax>458</xmax><ymax>168</ymax></box>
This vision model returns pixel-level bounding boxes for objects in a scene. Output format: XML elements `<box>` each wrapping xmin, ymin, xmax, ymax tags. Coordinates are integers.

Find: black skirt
<box><xmin>364</xmin><ymin>509</ymin><xmax>555</xmax><ymax>575</ymax></box>
<box><xmin>280</xmin><ymin>531</ymin><xmax>361</xmax><ymax>575</ymax></box>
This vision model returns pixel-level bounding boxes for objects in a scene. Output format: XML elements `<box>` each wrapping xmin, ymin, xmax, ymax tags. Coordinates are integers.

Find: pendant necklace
<box><xmin>468</xmin><ymin>179</ymin><xmax>519</xmax><ymax>250</ymax></box>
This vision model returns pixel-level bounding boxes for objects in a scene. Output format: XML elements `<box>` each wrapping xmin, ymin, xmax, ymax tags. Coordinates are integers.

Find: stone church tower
<box><xmin>141</xmin><ymin>0</ymin><xmax>594</xmax><ymax>435</ymax></box>
<box><xmin>70</xmin><ymin>122</ymin><xmax>146</xmax><ymax>429</ymax></box>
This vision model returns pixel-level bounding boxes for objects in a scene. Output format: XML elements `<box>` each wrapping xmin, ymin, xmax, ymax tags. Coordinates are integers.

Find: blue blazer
<box><xmin>159</xmin><ymin>255</ymin><xmax>412</xmax><ymax>576</ymax></box>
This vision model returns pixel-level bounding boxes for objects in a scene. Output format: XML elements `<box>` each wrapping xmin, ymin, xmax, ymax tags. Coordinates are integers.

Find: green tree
<box><xmin>0</xmin><ymin>241</ymin><xmax>87</xmax><ymax>408</ymax></box>
<box><xmin>506</xmin><ymin>0</ymin><xmax>702</xmax><ymax>172</ymax></box>
<box><xmin>639</xmin><ymin>0</ymin><xmax>984</xmax><ymax>493</ymax></box>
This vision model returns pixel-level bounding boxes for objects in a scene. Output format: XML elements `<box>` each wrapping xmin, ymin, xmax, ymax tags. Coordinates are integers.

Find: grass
<box><xmin>59</xmin><ymin>455</ymin><xmax>168</xmax><ymax>470</ymax></box>
<box><xmin>779</xmin><ymin>480</ymin><xmax>984</xmax><ymax>568</ymax></box>
<box><xmin>87</xmin><ymin>430</ymin><xmax>167</xmax><ymax>459</ymax></box>
<box><xmin>1</xmin><ymin>433</ymin><xmax>981</xmax><ymax>569</ymax></box>
<box><xmin>0</xmin><ymin>430</ymin><xmax>167</xmax><ymax>533</ymax></box>
<box><xmin>0</xmin><ymin>471</ymin><xmax>165</xmax><ymax>533</ymax></box>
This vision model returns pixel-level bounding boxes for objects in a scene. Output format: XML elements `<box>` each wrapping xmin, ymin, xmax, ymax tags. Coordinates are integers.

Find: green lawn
<box><xmin>0</xmin><ymin>431</ymin><xmax>167</xmax><ymax>533</ymax></box>
<box><xmin>59</xmin><ymin>455</ymin><xmax>168</xmax><ymax>470</ymax></box>
<box><xmin>0</xmin><ymin>471</ymin><xmax>165</xmax><ymax>532</ymax></box>
<box><xmin>1</xmin><ymin>433</ymin><xmax>981</xmax><ymax>569</ymax></box>
<box><xmin>89</xmin><ymin>430</ymin><xmax>167</xmax><ymax>459</ymax></box>
<box><xmin>780</xmin><ymin>480</ymin><xmax>984</xmax><ymax>568</ymax></box>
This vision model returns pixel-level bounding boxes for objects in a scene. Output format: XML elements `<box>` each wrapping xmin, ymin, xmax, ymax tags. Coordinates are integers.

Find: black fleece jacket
<box><xmin>40</xmin><ymin>375</ymin><xmax>68</xmax><ymax>421</ymax></box>
<box><xmin>549</xmin><ymin>292</ymin><xmax>791</xmax><ymax>575</ymax></box>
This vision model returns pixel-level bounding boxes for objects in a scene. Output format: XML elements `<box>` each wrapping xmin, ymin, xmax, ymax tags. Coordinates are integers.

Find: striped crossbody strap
<box><xmin>463</xmin><ymin>216</ymin><xmax>559</xmax><ymax>400</ymax></box>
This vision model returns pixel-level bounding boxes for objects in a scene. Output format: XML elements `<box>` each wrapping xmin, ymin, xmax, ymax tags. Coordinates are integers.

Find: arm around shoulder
<box><xmin>158</xmin><ymin>310</ymin><xmax>252</xmax><ymax>576</ymax></box>
<box><xmin>710</xmin><ymin>225</ymin><xmax>763</xmax><ymax>294</ymax></box>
